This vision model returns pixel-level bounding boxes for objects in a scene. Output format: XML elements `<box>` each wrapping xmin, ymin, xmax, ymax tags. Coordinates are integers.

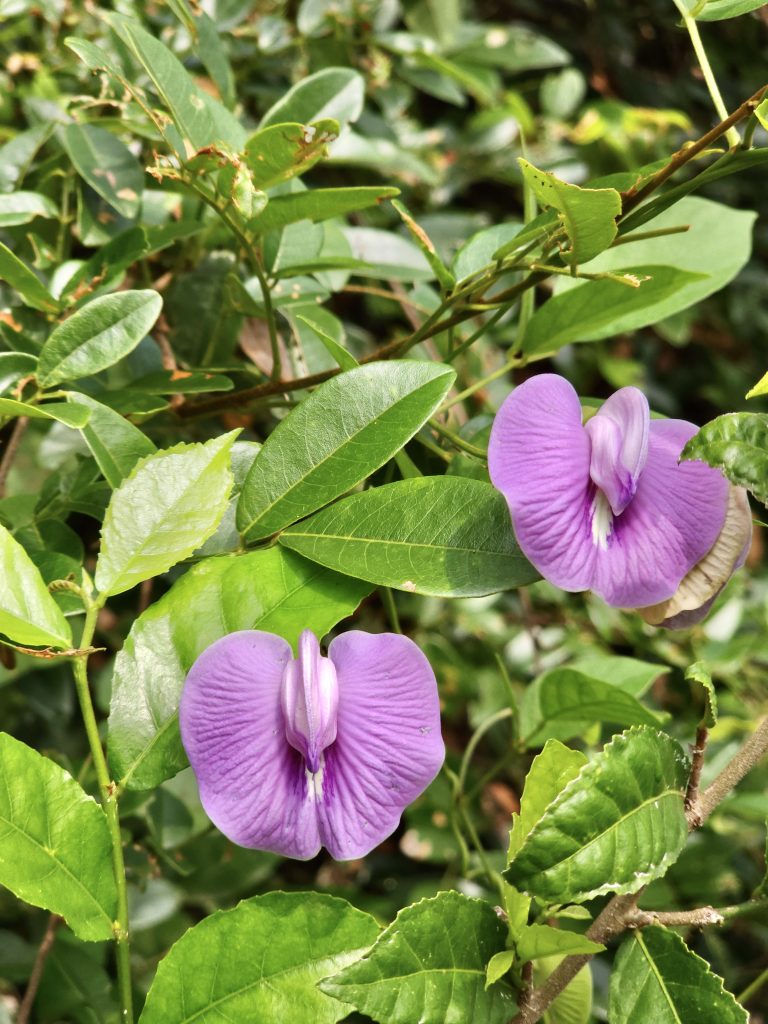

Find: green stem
<box><xmin>252</xmin><ymin>253</ymin><xmax>282</xmax><ymax>381</ymax></box>
<box><xmin>458</xmin><ymin>708</ymin><xmax>515</xmax><ymax>797</ymax></box>
<box><xmin>429</xmin><ymin>418</ymin><xmax>487</xmax><ymax>459</ymax></box>
<box><xmin>517</xmin><ymin>134</ymin><xmax>538</xmax><ymax>342</ymax></box>
<box><xmin>441</xmin><ymin>358</ymin><xmax>521</xmax><ymax>412</ymax></box>
<box><xmin>738</xmin><ymin>964</ymin><xmax>768</xmax><ymax>1005</ymax></box>
<box><xmin>446</xmin><ymin>307</ymin><xmax>507</xmax><ymax>365</ymax></box>
<box><xmin>381</xmin><ymin>587</ymin><xmax>402</xmax><ymax>633</ymax></box>
<box><xmin>73</xmin><ymin>606</ymin><xmax>133</xmax><ymax>1024</ymax></box>
<box><xmin>674</xmin><ymin>0</ymin><xmax>741</xmax><ymax>147</ymax></box>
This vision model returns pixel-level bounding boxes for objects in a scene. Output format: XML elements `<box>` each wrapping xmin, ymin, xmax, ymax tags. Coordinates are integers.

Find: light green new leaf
<box><xmin>519</xmin><ymin>666</ymin><xmax>666</xmax><ymax>746</ymax></box>
<box><xmin>62</xmin><ymin>123</ymin><xmax>143</xmax><ymax>218</ymax></box>
<box><xmin>109</xmin><ymin>547</ymin><xmax>371</xmax><ymax>789</ymax></box>
<box><xmin>95</xmin><ymin>432</ymin><xmax>238</xmax><ymax>598</ymax></box>
<box><xmin>508</xmin><ymin>740</ymin><xmax>588</xmax><ymax>862</ymax></box>
<box><xmin>517</xmin><ymin>924</ymin><xmax>604</xmax><ymax>963</ymax></box>
<box><xmin>696</xmin><ymin>0</ymin><xmax>766</xmax><ymax>19</ymax></box>
<box><xmin>260</xmin><ymin>67</ymin><xmax>364</xmax><ymax>130</ymax></box>
<box><xmin>0</xmin><ymin>240</ymin><xmax>59</xmax><ymax>312</ymax></box>
<box><xmin>681</xmin><ymin>412</ymin><xmax>768</xmax><ymax>505</ymax></box>
<box><xmin>109</xmin><ymin>15</ymin><xmax>245</xmax><ymax>153</ymax></box>
<box><xmin>0</xmin><ymin>525</ymin><xmax>72</xmax><ymax>648</ymax></box>
<box><xmin>534</xmin><ymin>955</ymin><xmax>593</xmax><ymax>1024</ymax></box>
<box><xmin>139</xmin><ymin>892</ymin><xmax>380</xmax><ymax>1024</ymax></box>
<box><xmin>37</xmin><ymin>290</ymin><xmax>163</xmax><ymax>388</ymax></box>
<box><xmin>249</xmin><ymin>186</ymin><xmax>400</xmax><ymax>233</ymax></box>
<box><xmin>68</xmin><ymin>392</ymin><xmax>156</xmax><ymax>488</ymax></box>
<box><xmin>0</xmin><ymin>398</ymin><xmax>89</xmax><ymax>429</ymax></box>
<box><xmin>506</xmin><ymin>727</ymin><xmax>689</xmax><ymax>903</ymax></box>
<box><xmin>237</xmin><ymin>361</ymin><xmax>455</xmax><ymax>541</ymax></box>
<box><xmin>320</xmin><ymin>892</ymin><xmax>517</xmax><ymax>1024</ymax></box>
<box><xmin>0</xmin><ymin>733</ymin><xmax>117</xmax><ymax>941</ymax></box>
<box><xmin>0</xmin><ymin>191</ymin><xmax>57</xmax><ymax>227</ymax></box>
<box><xmin>243</xmin><ymin>119</ymin><xmax>339</xmax><ymax>190</ymax></box>
<box><xmin>523</xmin><ymin>266</ymin><xmax>704</xmax><ymax>355</ymax></box>
<box><xmin>518</xmin><ymin>159</ymin><xmax>621</xmax><ymax>264</ymax></box>
<box><xmin>280</xmin><ymin>476</ymin><xmax>541</xmax><ymax>597</ymax></box>
<box><xmin>685</xmin><ymin>662</ymin><xmax>718</xmax><ymax>728</ymax></box>
<box><xmin>609</xmin><ymin>927</ymin><xmax>747</xmax><ymax>1023</ymax></box>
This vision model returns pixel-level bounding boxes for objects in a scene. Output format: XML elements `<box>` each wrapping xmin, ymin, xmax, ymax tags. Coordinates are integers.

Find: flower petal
<box><xmin>180</xmin><ymin>630</ymin><xmax>322</xmax><ymax>860</ymax></box>
<box><xmin>637</xmin><ymin>485</ymin><xmax>751</xmax><ymax>628</ymax></box>
<box><xmin>488</xmin><ymin>374</ymin><xmax>597</xmax><ymax>593</ymax></box>
<box><xmin>591</xmin><ymin>419</ymin><xmax>729</xmax><ymax>607</ymax></box>
<box><xmin>319</xmin><ymin>631</ymin><xmax>444</xmax><ymax>860</ymax></box>
<box><xmin>585</xmin><ymin>387</ymin><xmax>649</xmax><ymax>515</ymax></box>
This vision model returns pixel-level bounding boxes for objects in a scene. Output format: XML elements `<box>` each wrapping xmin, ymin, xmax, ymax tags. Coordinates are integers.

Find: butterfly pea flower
<box><xmin>180</xmin><ymin>628</ymin><xmax>444</xmax><ymax>860</ymax></box>
<box><xmin>488</xmin><ymin>374</ymin><xmax>751</xmax><ymax>627</ymax></box>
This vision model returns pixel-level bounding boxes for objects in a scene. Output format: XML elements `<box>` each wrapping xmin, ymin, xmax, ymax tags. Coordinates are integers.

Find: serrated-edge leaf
<box><xmin>506</xmin><ymin>727</ymin><xmax>690</xmax><ymax>903</ymax></box>
<box><xmin>95</xmin><ymin>432</ymin><xmax>238</xmax><ymax>597</ymax></box>
<box><xmin>681</xmin><ymin>412</ymin><xmax>768</xmax><ymax>504</ymax></box>
<box><xmin>684</xmin><ymin>662</ymin><xmax>718</xmax><ymax>728</ymax></box>
<box><xmin>609</xmin><ymin>926</ymin><xmax>748</xmax><ymax>1024</ymax></box>
<box><xmin>0</xmin><ymin>733</ymin><xmax>117</xmax><ymax>941</ymax></box>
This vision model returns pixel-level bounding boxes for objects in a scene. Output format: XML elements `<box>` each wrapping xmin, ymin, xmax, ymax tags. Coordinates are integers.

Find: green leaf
<box><xmin>243</xmin><ymin>119</ymin><xmax>339</xmax><ymax>190</ymax></box>
<box><xmin>108</xmin><ymin>547</ymin><xmax>371</xmax><ymax>790</ymax></box>
<box><xmin>609</xmin><ymin>927</ymin><xmax>748</xmax><ymax>1023</ymax></box>
<box><xmin>523</xmin><ymin>266</ymin><xmax>705</xmax><ymax>355</ymax></box>
<box><xmin>280</xmin><ymin>476</ymin><xmax>541</xmax><ymax>597</ymax></box>
<box><xmin>0</xmin><ymin>353</ymin><xmax>37</xmax><ymax>395</ymax></box>
<box><xmin>517</xmin><ymin>924</ymin><xmax>604</xmax><ymax>963</ymax></box>
<box><xmin>506</xmin><ymin>727</ymin><xmax>689</xmax><ymax>903</ymax></box>
<box><xmin>453</xmin><ymin>223</ymin><xmax>522</xmax><ymax>282</ymax></box>
<box><xmin>696</xmin><ymin>0</ymin><xmax>767</xmax><ymax>20</ymax></box>
<box><xmin>67</xmin><ymin>392</ymin><xmax>156</xmax><ymax>488</ymax></box>
<box><xmin>518</xmin><ymin>159</ymin><xmax>621</xmax><ymax>264</ymax></box>
<box><xmin>37</xmin><ymin>290</ymin><xmax>163</xmax><ymax>388</ymax></box>
<box><xmin>294</xmin><ymin>313</ymin><xmax>359</xmax><ymax>371</ymax></box>
<box><xmin>539</xmin><ymin>198</ymin><xmax>755</xmax><ymax>349</ymax></box>
<box><xmin>685</xmin><ymin>662</ymin><xmax>719</xmax><ymax>728</ymax></box>
<box><xmin>94</xmin><ymin>432</ymin><xmax>238</xmax><ymax>598</ymax></box>
<box><xmin>568</xmin><ymin>655</ymin><xmax>668</xmax><ymax>699</ymax></box>
<box><xmin>508</xmin><ymin>740</ymin><xmax>588</xmax><ymax>861</ymax></box>
<box><xmin>0</xmin><ymin>191</ymin><xmax>57</xmax><ymax>227</ymax></box>
<box><xmin>260</xmin><ymin>67</ymin><xmax>364</xmax><ymax>130</ymax></box>
<box><xmin>60</xmin><ymin>226</ymin><xmax>149</xmax><ymax>302</ymax></box>
<box><xmin>446</xmin><ymin>23</ymin><xmax>569</xmax><ymax>70</ymax></box>
<box><xmin>129</xmin><ymin>369</ymin><xmax>233</xmax><ymax>395</ymax></box>
<box><xmin>0</xmin><ymin>733</ymin><xmax>117</xmax><ymax>941</ymax></box>
<box><xmin>0</xmin><ymin>398</ymin><xmax>90</xmax><ymax>429</ymax></box>
<box><xmin>109</xmin><ymin>15</ymin><xmax>245</xmax><ymax>153</ymax></box>
<box><xmin>519</xmin><ymin>666</ymin><xmax>667</xmax><ymax>746</ymax></box>
<box><xmin>320</xmin><ymin>891</ymin><xmax>517</xmax><ymax>1024</ymax></box>
<box><xmin>61</xmin><ymin>124</ymin><xmax>143</xmax><ymax>218</ymax></box>
<box><xmin>485</xmin><ymin>950</ymin><xmax>516</xmax><ymax>989</ymax></box>
<box><xmin>140</xmin><ymin>891</ymin><xmax>379</xmax><ymax>1024</ymax></box>
<box><xmin>249</xmin><ymin>186</ymin><xmax>400</xmax><ymax>233</ymax></box>
<box><xmin>681</xmin><ymin>412</ymin><xmax>768</xmax><ymax>505</ymax></box>
<box><xmin>0</xmin><ymin>240</ymin><xmax>60</xmax><ymax>312</ymax></box>
<box><xmin>0</xmin><ymin>524</ymin><xmax>72</xmax><ymax>648</ymax></box>
<box><xmin>237</xmin><ymin>361</ymin><xmax>455</xmax><ymax>541</ymax></box>
<box><xmin>343</xmin><ymin>227</ymin><xmax>435</xmax><ymax>281</ymax></box>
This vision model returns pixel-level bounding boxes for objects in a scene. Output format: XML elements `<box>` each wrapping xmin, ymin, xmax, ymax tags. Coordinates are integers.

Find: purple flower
<box><xmin>180</xmin><ymin>628</ymin><xmax>444</xmax><ymax>860</ymax></box>
<box><xmin>488</xmin><ymin>374</ymin><xmax>751</xmax><ymax>626</ymax></box>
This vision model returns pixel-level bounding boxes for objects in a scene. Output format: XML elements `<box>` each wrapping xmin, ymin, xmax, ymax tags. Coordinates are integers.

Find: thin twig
<box><xmin>17</xmin><ymin>914</ymin><xmax>61</xmax><ymax>1024</ymax></box>
<box><xmin>625</xmin><ymin>905</ymin><xmax>724</xmax><ymax>929</ymax></box>
<box><xmin>694</xmin><ymin>715</ymin><xmax>768</xmax><ymax>825</ymax></box>
<box><xmin>0</xmin><ymin>415</ymin><xmax>29</xmax><ymax>498</ymax></box>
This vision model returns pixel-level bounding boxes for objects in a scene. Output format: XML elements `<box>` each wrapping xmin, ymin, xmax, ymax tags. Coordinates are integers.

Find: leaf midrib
<box><xmin>41</xmin><ymin>297</ymin><xmax>148</xmax><ymax>384</ymax></box>
<box><xmin>241</xmin><ymin>372</ymin><xmax>449</xmax><ymax>535</ymax></box>
<box><xmin>283</xmin><ymin>531</ymin><xmax>521</xmax><ymax>558</ymax></box>
<box><xmin>635</xmin><ymin>931</ymin><xmax>683</xmax><ymax>1023</ymax></box>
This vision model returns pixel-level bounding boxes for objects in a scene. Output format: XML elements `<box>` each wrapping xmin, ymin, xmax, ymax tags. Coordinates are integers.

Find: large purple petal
<box><xmin>180</xmin><ymin>631</ymin><xmax>322</xmax><ymax>860</ymax></box>
<box><xmin>488</xmin><ymin>374</ymin><xmax>597</xmax><ymax>593</ymax></box>
<box><xmin>591</xmin><ymin>419</ymin><xmax>729</xmax><ymax>607</ymax></box>
<box><xmin>319</xmin><ymin>631</ymin><xmax>444</xmax><ymax>861</ymax></box>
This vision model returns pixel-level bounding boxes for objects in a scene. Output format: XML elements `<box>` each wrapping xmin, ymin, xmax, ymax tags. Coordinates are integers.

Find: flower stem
<box><xmin>72</xmin><ymin>605</ymin><xmax>133</xmax><ymax>1024</ymax></box>
<box><xmin>738</xmin><ymin>964</ymin><xmax>768</xmax><ymax>1006</ymax></box>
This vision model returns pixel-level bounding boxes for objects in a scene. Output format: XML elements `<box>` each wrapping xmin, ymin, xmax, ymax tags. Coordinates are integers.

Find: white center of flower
<box><xmin>591</xmin><ymin>490</ymin><xmax>613</xmax><ymax>550</ymax></box>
